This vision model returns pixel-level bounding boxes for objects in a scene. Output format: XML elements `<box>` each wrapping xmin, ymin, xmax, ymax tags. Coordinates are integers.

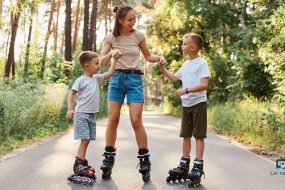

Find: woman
<box><xmin>99</xmin><ymin>5</ymin><xmax>166</xmax><ymax>182</ymax></box>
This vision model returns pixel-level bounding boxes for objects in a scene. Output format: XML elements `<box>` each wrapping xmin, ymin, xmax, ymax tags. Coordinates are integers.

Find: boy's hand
<box><xmin>175</xmin><ymin>88</ymin><xmax>186</xmax><ymax>97</ymax></box>
<box><xmin>66</xmin><ymin>110</ymin><xmax>74</xmax><ymax>121</ymax></box>
<box><xmin>111</xmin><ymin>49</ymin><xmax>125</xmax><ymax>60</ymax></box>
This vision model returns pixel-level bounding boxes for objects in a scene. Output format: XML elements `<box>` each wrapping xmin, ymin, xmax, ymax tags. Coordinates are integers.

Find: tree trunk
<box><xmin>4</xmin><ymin>0</ymin><xmax>23</xmax><ymax>79</ymax></box>
<box><xmin>0</xmin><ymin>0</ymin><xmax>3</xmax><ymax>28</ymax></box>
<box><xmin>89</xmin><ymin>0</ymin><xmax>97</xmax><ymax>51</ymax></box>
<box><xmin>64</xmin><ymin>0</ymin><xmax>72</xmax><ymax>79</ymax></box>
<box><xmin>24</xmin><ymin>15</ymin><xmax>33</xmax><ymax>78</ymax></box>
<box><xmin>53</xmin><ymin>0</ymin><xmax>61</xmax><ymax>52</ymax></box>
<box><xmin>82</xmin><ymin>0</ymin><xmax>90</xmax><ymax>51</ymax></box>
<box><xmin>73</xmin><ymin>0</ymin><xmax>81</xmax><ymax>52</ymax></box>
<box><xmin>103</xmin><ymin>0</ymin><xmax>109</xmax><ymax>36</ymax></box>
<box><xmin>39</xmin><ymin>0</ymin><xmax>55</xmax><ymax>78</ymax></box>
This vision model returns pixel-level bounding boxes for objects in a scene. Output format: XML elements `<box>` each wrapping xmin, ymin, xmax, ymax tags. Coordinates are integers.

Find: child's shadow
<box><xmin>68</xmin><ymin>178</ymin><xmax>118</xmax><ymax>190</ymax></box>
<box><xmin>142</xmin><ymin>180</ymin><xmax>157</xmax><ymax>190</ymax></box>
<box><xmin>166</xmin><ymin>180</ymin><xmax>208</xmax><ymax>190</ymax></box>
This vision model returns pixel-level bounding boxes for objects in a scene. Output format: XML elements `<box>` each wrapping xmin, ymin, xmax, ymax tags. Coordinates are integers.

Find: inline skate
<box><xmin>67</xmin><ymin>158</ymin><xmax>96</xmax><ymax>185</ymax></box>
<box><xmin>188</xmin><ymin>159</ymin><xmax>204</xmax><ymax>188</ymax></box>
<box><xmin>166</xmin><ymin>156</ymin><xmax>190</xmax><ymax>183</ymax></box>
<box><xmin>137</xmin><ymin>153</ymin><xmax>151</xmax><ymax>182</ymax></box>
<box><xmin>100</xmin><ymin>150</ymin><xmax>116</xmax><ymax>179</ymax></box>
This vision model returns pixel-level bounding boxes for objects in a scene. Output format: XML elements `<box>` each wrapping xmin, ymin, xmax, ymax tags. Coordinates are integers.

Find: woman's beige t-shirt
<box><xmin>105</xmin><ymin>30</ymin><xmax>145</xmax><ymax>70</ymax></box>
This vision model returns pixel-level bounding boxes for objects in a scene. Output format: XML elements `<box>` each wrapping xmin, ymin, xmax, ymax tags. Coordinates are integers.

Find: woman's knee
<box><xmin>108</xmin><ymin>114</ymin><xmax>120</xmax><ymax>125</ymax></box>
<box><xmin>131</xmin><ymin>117</ymin><xmax>142</xmax><ymax>130</ymax></box>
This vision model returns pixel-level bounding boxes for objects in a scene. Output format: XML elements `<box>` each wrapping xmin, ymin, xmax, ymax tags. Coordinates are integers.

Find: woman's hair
<box><xmin>113</xmin><ymin>5</ymin><xmax>134</xmax><ymax>37</ymax></box>
<box><xmin>78</xmin><ymin>51</ymin><xmax>98</xmax><ymax>67</ymax></box>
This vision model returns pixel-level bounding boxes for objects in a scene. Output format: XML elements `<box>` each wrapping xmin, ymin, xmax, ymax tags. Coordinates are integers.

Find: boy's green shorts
<box><xmin>180</xmin><ymin>102</ymin><xmax>207</xmax><ymax>138</ymax></box>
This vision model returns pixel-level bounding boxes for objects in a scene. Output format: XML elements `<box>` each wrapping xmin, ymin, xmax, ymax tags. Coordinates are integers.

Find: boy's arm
<box><xmin>175</xmin><ymin>77</ymin><xmax>209</xmax><ymax>97</ymax></box>
<box><xmin>103</xmin><ymin>61</ymin><xmax>116</xmax><ymax>80</ymax></box>
<box><xmin>187</xmin><ymin>77</ymin><xmax>209</xmax><ymax>92</ymax></box>
<box><xmin>160</xmin><ymin>66</ymin><xmax>179</xmax><ymax>82</ymax></box>
<box><xmin>66</xmin><ymin>90</ymin><xmax>76</xmax><ymax>120</ymax></box>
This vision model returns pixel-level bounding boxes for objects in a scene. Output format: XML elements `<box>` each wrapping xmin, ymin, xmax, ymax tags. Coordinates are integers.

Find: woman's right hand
<box><xmin>158</xmin><ymin>56</ymin><xmax>167</xmax><ymax>67</ymax></box>
<box><xmin>111</xmin><ymin>49</ymin><xmax>125</xmax><ymax>60</ymax></box>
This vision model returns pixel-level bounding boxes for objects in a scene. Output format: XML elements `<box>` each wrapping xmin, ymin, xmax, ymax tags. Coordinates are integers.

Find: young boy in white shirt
<box><xmin>160</xmin><ymin>33</ymin><xmax>211</xmax><ymax>187</ymax></box>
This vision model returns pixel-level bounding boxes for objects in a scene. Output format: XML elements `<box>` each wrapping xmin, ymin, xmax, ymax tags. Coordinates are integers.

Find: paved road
<box><xmin>0</xmin><ymin>112</ymin><xmax>284</xmax><ymax>190</ymax></box>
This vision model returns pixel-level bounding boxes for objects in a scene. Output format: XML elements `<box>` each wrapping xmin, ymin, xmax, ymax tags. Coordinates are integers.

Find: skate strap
<box><xmin>77</xmin><ymin>165</ymin><xmax>89</xmax><ymax>172</ymax></box>
<box><xmin>137</xmin><ymin>152</ymin><xmax>150</xmax><ymax>158</ymax></box>
<box><xmin>193</xmin><ymin>160</ymin><xmax>203</xmax><ymax>164</ymax></box>
<box><xmin>103</xmin><ymin>151</ymin><xmax>116</xmax><ymax>156</ymax></box>
<box><xmin>180</xmin><ymin>158</ymin><xmax>189</xmax><ymax>163</ymax></box>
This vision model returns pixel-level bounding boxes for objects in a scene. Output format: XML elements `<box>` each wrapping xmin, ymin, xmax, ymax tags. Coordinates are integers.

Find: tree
<box><xmin>4</xmin><ymin>0</ymin><xmax>25</xmax><ymax>80</ymax></box>
<box><xmin>64</xmin><ymin>0</ymin><xmax>72</xmax><ymax>79</ymax></box>
<box><xmin>24</xmin><ymin>0</ymin><xmax>39</xmax><ymax>78</ymax></box>
<box><xmin>53</xmin><ymin>0</ymin><xmax>61</xmax><ymax>52</ymax></box>
<box><xmin>82</xmin><ymin>0</ymin><xmax>90</xmax><ymax>50</ymax></box>
<box><xmin>39</xmin><ymin>0</ymin><xmax>56</xmax><ymax>79</ymax></box>
<box><xmin>89</xmin><ymin>0</ymin><xmax>98</xmax><ymax>51</ymax></box>
<box><xmin>73</xmin><ymin>0</ymin><xmax>81</xmax><ymax>52</ymax></box>
<box><xmin>0</xmin><ymin>0</ymin><xmax>3</xmax><ymax>28</ymax></box>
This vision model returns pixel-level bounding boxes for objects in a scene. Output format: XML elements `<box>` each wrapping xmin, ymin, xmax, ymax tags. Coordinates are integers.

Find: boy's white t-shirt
<box><xmin>174</xmin><ymin>57</ymin><xmax>211</xmax><ymax>107</ymax></box>
<box><xmin>72</xmin><ymin>74</ymin><xmax>104</xmax><ymax>113</ymax></box>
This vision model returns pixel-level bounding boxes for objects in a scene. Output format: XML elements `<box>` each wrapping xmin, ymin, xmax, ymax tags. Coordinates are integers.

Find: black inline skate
<box><xmin>166</xmin><ymin>156</ymin><xmax>190</xmax><ymax>183</ymax></box>
<box><xmin>188</xmin><ymin>159</ymin><xmax>205</xmax><ymax>188</ymax></box>
<box><xmin>100</xmin><ymin>149</ymin><xmax>116</xmax><ymax>179</ymax></box>
<box><xmin>137</xmin><ymin>152</ymin><xmax>151</xmax><ymax>182</ymax></box>
<box><xmin>67</xmin><ymin>158</ymin><xmax>96</xmax><ymax>185</ymax></box>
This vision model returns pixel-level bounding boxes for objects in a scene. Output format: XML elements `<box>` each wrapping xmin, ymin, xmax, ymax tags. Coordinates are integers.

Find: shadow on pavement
<box><xmin>142</xmin><ymin>180</ymin><xmax>157</xmax><ymax>190</ymax></box>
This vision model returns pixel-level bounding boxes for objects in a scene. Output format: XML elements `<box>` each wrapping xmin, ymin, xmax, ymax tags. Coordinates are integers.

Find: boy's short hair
<box><xmin>184</xmin><ymin>33</ymin><xmax>204</xmax><ymax>50</ymax></box>
<box><xmin>78</xmin><ymin>51</ymin><xmax>98</xmax><ymax>67</ymax></box>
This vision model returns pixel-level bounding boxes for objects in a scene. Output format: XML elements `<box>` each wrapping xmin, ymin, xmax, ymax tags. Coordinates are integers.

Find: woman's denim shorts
<box><xmin>107</xmin><ymin>71</ymin><xmax>144</xmax><ymax>103</ymax></box>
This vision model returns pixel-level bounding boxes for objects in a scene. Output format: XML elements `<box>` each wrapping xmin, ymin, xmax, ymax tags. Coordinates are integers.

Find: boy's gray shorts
<box><xmin>74</xmin><ymin>112</ymin><xmax>96</xmax><ymax>140</ymax></box>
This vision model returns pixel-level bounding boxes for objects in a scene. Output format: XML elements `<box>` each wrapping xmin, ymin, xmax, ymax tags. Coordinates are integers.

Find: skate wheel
<box><xmin>67</xmin><ymin>174</ymin><xmax>75</xmax><ymax>182</ymax></box>
<box><xmin>142</xmin><ymin>172</ymin><xmax>150</xmax><ymax>182</ymax></box>
<box><xmin>166</xmin><ymin>176</ymin><xmax>172</xmax><ymax>183</ymax></box>
<box><xmin>102</xmin><ymin>170</ymin><xmax>111</xmax><ymax>180</ymax></box>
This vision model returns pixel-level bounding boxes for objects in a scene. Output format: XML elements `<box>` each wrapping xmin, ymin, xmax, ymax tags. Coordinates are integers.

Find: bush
<box><xmin>208</xmin><ymin>98</ymin><xmax>285</xmax><ymax>154</ymax></box>
<box><xmin>0</xmin><ymin>81</ymin><xmax>69</xmax><ymax>155</ymax></box>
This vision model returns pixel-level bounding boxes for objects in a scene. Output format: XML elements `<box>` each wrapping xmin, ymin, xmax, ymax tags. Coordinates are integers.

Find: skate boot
<box><xmin>188</xmin><ymin>159</ymin><xmax>205</xmax><ymax>188</ymax></box>
<box><xmin>67</xmin><ymin>158</ymin><xmax>96</xmax><ymax>185</ymax></box>
<box><xmin>100</xmin><ymin>148</ymin><xmax>116</xmax><ymax>179</ymax></box>
<box><xmin>137</xmin><ymin>151</ymin><xmax>151</xmax><ymax>182</ymax></box>
<box><xmin>166</xmin><ymin>156</ymin><xmax>190</xmax><ymax>183</ymax></box>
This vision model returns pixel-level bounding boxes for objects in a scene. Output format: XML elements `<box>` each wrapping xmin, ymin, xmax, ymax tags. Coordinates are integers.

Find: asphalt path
<box><xmin>0</xmin><ymin>112</ymin><xmax>284</xmax><ymax>190</ymax></box>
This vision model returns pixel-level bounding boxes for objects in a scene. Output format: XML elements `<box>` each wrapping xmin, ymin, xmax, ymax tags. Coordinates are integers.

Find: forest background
<box><xmin>0</xmin><ymin>0</ymin><xmax>284</xmax><ymax>158</ymax></box>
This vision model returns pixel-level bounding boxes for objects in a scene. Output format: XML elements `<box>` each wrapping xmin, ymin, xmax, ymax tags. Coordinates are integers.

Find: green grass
<box><xmin>208</xmin><ymin>98</ymin><xmax>285</xmax><ymax>154</ymax></box>
<box><xmin>0</xmin><ymin>80</ymin><xmax>109</xmax><ymax>156</ymax></box>
<box><xmin>0</xmin><ymin>81</ymin><xmax>70</xmax><ymax>155</ymax></box>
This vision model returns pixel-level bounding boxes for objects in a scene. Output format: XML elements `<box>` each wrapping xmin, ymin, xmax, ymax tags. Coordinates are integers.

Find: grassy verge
<box><xmin>0</xmin><ymin>81</ymin><xmax>70</xmax><ymax>155</ymax></box>
<box><xmin>0</xmin><ymin>81</ymin><xmax>109</xmax><ymax>156</ymax></box>
<box><xmin>208</xmin><ymin>98</ymin><xmax>285</xmax><ymax>156</ymax></box>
